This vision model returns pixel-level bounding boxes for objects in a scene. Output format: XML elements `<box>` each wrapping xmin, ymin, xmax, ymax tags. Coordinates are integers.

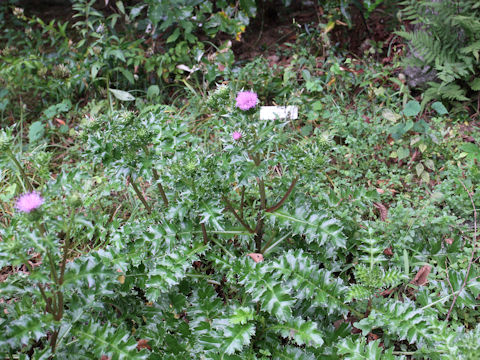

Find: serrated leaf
<box><xmin>77</xmin><ymin>322</ymin><xmax>146</xmax><ymax>359</ymax></box>
<box><xmin>259</xmin><ymin>281</ymin><xmax>294</xmax><ymax>322</ymax></box>
<box><xmin>144</xmin><ymin>242</ymin><xmax>208</xmax><ymax>301</ymax></box>
<box><xmin>272</xmin><ymin>250</ymin><xmax>349</xmax><ymax>314</ymax></box>
<box><xmin>267</xmin><ymin>209</ymin><xmax>345</xmax><ymax>248</ymax></box>
<box><xmin>230</xmin><ymin>307</ymin><xmax>255</xmax><ymax>325</ymax></box>
<box><xmin>221</xmin><ymin>323</ymin><xmax>255</xmax><ymax>355</ymax></box>
<box><xmin>272</xmin><ymin>317</ymin><xmax>324</xmax><ymax>347</ymax></box>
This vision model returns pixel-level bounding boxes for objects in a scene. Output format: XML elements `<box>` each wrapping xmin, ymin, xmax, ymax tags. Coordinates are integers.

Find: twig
<box><xmin>446</xmin><ymin>180</ymin><xmax>477</xmax><ymax>321</ymax></box>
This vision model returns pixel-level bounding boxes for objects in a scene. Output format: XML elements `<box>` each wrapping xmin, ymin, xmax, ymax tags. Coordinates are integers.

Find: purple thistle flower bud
<box><xmin>15</xmin><ymin>192</ymin><xmax>44</xmax><ymax>213</ymax></box>
<box><xmin>235</xmin><ymin>91</ymin><xmax>258</xmax><ymax>111</ymax></box>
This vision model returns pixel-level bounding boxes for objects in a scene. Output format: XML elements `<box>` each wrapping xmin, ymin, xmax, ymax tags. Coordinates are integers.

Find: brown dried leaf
<box><xmin>247</xmin><ymin>253</ymin><xmax>264</xmax><ymax>263</ymax></box>
<box><xmin>410</xmin><ymin>265</ymin><xmax>431</xmax><ymax>286</ymax></box>
<box><xmin>333</xmin><ymin>318</ymin><xmax>345</xmax><ymax>330</ymax></box>
<box><xmin>373</xmin><ymin>202</ymin><xmax>388</xmax><ymax>221</ymax></box>
<box><xmin>136</xmin><ymin>339</ymin><xmax>151</xmax><ymax>350</ymax></box>
<box><xmin>383</xmin><ymin>247</ymin><xmax>393</xmax><ymax>256</ymax></box>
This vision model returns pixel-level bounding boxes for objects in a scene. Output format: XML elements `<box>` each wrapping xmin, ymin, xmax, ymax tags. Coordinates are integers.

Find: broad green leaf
<box><xmin>397</xmin><ymin>147</ymin><xmax>410</xmax><ymax>160</ymax></box>
<box><xmin>403</xmin><ymin>100</ymin><xmax>421</xmax><ymax>117</ymax></box>
<box><xmin>167</xmin><ymin>28</ymin><xmax>181</xmax><ymax>43</ymax></box>
<box><xmin>382</xmin><ymin>108</ymin><xmax>401</xmax><ymax>122</ymax></box>
<box><xmin>118</xmin><ymin>68</ymin><xmax>135</xmax><ymax>84</ymax></box>
<box><xmin>415</xmin><ymin>163</ymin><xmax>424</xmax><ymax>177</ymax></box>
<box><xmin>28</xmin><ymin>121</ymin><xmax>45</xmax><ymax>143</ymax></box>
<box><xmin>147</xmin><ymin>85</ymin><xmax>160</xmax><ymax>99</ymax></box>
<box><xmin>431</xmin><ymin>101</ymin><xmax>448</xmax><ymax>115</ymax></box>
<box><xmin>109</xmin><ymin>88</ymin><xmax>135</xmax><ymax>101</ymax></box>
<box><xmin>470</xmin><ymin>77</ymin><xmax>480</xmax><ymax>91</ymax></box>
<box><xmin>460</xmin><ymin>143</ymin><xmax>480</xmax><ymax>160</ymax></box>
<box><xmin>424</xmin><ymin>159</ymin><xmax>435</xmax><ymax>170</ymax></box>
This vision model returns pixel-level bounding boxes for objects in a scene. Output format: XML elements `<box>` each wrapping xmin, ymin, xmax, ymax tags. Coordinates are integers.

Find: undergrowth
<box><xmin>0</xmin><ymin>1</ymin><xmax>480</xmax><ymax>359</ymax></box>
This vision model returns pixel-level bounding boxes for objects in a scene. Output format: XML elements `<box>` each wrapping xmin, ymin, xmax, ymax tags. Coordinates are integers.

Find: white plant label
<box><xmin>259</xmin><ymin>106</ymin><xmax>298</xmax><ymax>120</ymax></box>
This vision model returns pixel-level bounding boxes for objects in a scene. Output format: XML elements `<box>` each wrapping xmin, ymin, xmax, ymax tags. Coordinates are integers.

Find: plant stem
<box><xmin>257</xmin><ymin>177</ymin><xmax>267</xmax><ymax>210</ymax></box>
<box><xmin>266</xmin><ymin>176</ymin><xmax>299</xmax><ymax>213</ymax></box>
<box><xmin>222</xmin><ymin>196</ymin><xmax>255</xmax><ymax>233</ymax></box>
<box><xmin>22</xmin><ymin>258</ymin><xmax>50</xmax><ymax>309</ymax></box>
<box><xmin>253</xmin><ymin>152</ymin><xmax>267</xmax><ymax>252</ymax></box>
<box><xmin>106</xmin><ymin>75</ymin><xmax>113</xmax><ymax>113</ymax></box>
<box><xmin>142</xmin><ymin>146</ymin><xmax>169</xmax><ymax>207</ymax></box>
<box><xmin>240</xmin><ymin>186</ymin><xmax>245</xmax><ymax>219</ymax></box>
<box><xmin>254</xmin><ymin>213</ymin><xmax>264</xmax><ymax>253</ymax></box>
<box><xmin>152</xmin><ymin>168</ymin><xmax>169</xmax><ymax>207</ymax></box>
<box><xmin>201</xmin><ymin>222</ymin><xmax>209</xmax><ymax>245</ymax></box>
<box><xmin>129</xmin><ymin>177</ymin><xmax>151</xmax><ymax>213</ymax></box>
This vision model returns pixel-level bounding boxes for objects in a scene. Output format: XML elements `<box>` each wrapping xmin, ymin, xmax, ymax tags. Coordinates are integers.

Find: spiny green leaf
<box><xmin>221</xmin><ymin>323</ymin><xmax>256</xmax><ymax>355</ymax></box>
<box><xmin>272</xmin><ymin>317</ymin><xmax>323</xmax><ymax>347</ymax></box>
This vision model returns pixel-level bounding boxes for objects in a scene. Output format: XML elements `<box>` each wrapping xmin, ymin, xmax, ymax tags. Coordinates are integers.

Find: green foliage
<box><xmin>338</xmin><ymin>338</ymin><xmax>397</xmax><ymax>359</ymax></box>
<box><xmin>1</xmin><ymin>5</ymin><xmax>480</xmax><ymax>358</ymax></box>
<box><xmin>347</xmin><ymin>226</ymin><xmax>404</xmax><ymax>301</ymax></box>
<box><xmin>398</xmin><ymin>0</ymin><xmax>480</xmax><ymax>108</ymax></box>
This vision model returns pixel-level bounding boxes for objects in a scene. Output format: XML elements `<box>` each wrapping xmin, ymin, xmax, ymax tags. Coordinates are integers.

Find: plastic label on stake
<box><xmin>259</xmin><ymin>106</ymin><xmax>298</xmax><ymax>120</ymax></box>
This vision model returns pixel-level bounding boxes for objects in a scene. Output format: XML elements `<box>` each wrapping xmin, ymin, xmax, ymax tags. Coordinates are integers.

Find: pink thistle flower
<box><xmin>235</xmin><ymin>91</ymin><xmax>258</xmax><ymax>111</ymax></box>
<box><xmin>232</xmin><ymin>131</ymin><xmax>242</xmax><ymax>141</ymax></box>
<box><xmin>15</xmin><ymin>191</ymin><xmax>44</xmax><ymax>213</ymax></box>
